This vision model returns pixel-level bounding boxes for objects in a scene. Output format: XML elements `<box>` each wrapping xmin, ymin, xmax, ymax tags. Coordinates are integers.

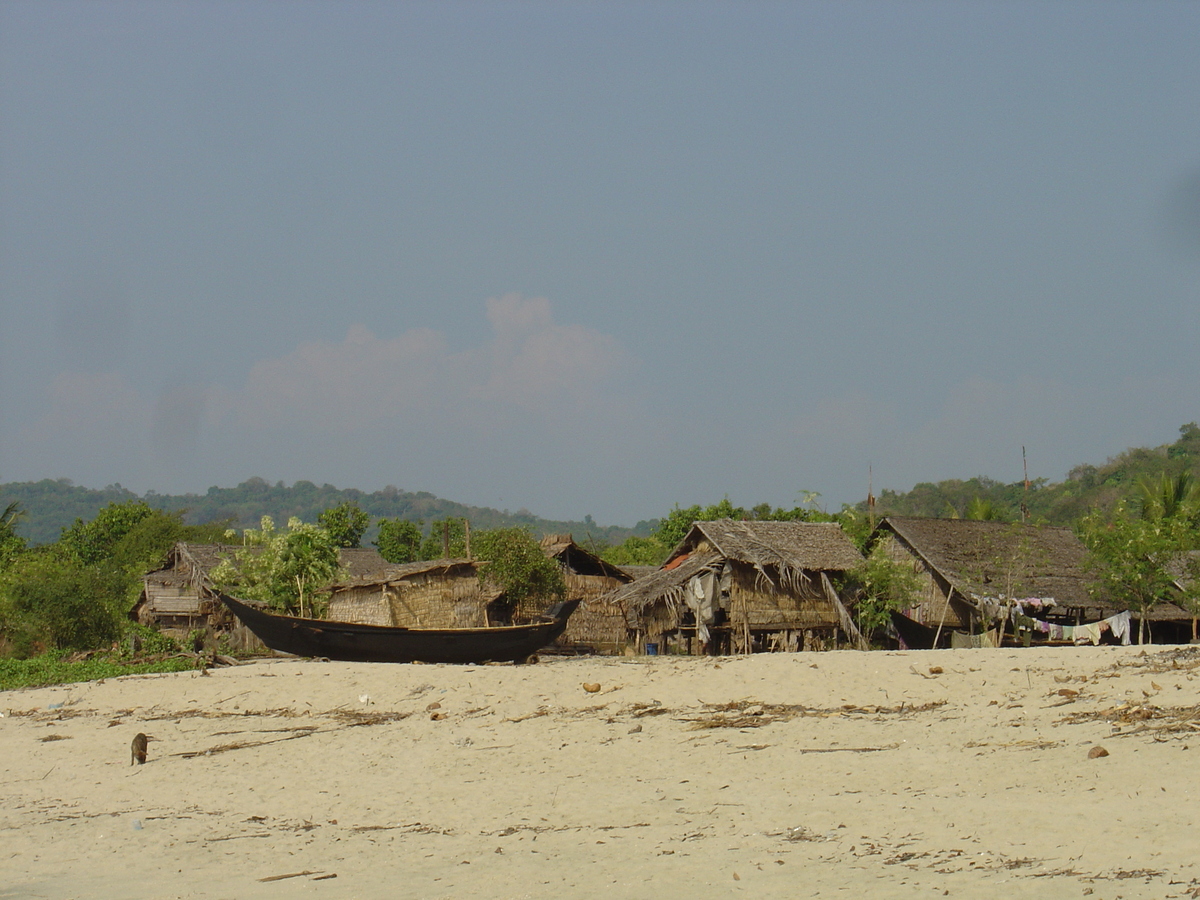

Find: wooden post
<box><xmin>464</xmin><ymin>519</ymin><xmax>472</xmax><ymax>560</ymax></box>
<box><xmin>823</xmin><ymin>572</ymin><xmax>867</xmax><ymax>651</ymax></box>
<box><xmin>442</xmin><ymin>521</ymin><xmax>450</xmax><ymax>558</ymax></box>
<box><xmin>932</xmin><ymin>589</ymin><xmax>954</xmax><ymax>649</ymax></box>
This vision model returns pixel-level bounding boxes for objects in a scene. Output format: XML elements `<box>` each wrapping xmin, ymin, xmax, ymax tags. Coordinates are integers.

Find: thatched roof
<box><xmin>879</xmin><ymin>517</ymin><xmax>1197</xmax><ymax>622</ymax></box>
<box><xmin>337</xmin><ymin>547</ymin><xmax>392</xmax><ymax>581</ymax></box>
<box><xmin>603</xmin><ymin>519</ymin><xmax>862</xmax><ymax>619</ymax></box>
<box><xmin>540</xmin><ymin>534</ymin><xmax>632</xmax><ymax>582</ymax></box>
<box><xmin>1167</xmin><ymin>550</ymin><xmax>1200</xmax><ymax>588</ymax></box>
<box><xmin>879</xmin><ymin>516</ymin><xmax>1187</xmax><ymax>622</ymax></box>
<box><xmin>142</xmin><ymin>543</ymin><xmax>242</xmax><ymax>589</ymax></box>
<box><xmin>620</xmin><ymin>565</ymin><xmax>661</xmax><ymax>581</ymax></box>
<box><xmin>673</xmin><ymin>520</ymin><xmax>863</xmax><ymax>572</ymax></box>
<box><xmin>877</xmin><ymin>517</ymin><xmax>1095</xmax><ymax>608</ymax></box>
<box><xmin>328</xmin><ymin>558</ymin><xmax>484</xmax><ymax>591</ymax></box>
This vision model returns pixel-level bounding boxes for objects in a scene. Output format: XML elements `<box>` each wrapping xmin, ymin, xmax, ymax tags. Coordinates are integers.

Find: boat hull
<box><xmin>219</xmin><ymin>593</ymin><xmax>580</xmax><ymax>664</ymax></box>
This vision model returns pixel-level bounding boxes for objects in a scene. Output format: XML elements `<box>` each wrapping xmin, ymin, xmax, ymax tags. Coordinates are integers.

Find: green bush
<box><xmin>0</xmin><ymin>553</ymin><xmax>135</xmax><ymax>655</ymax></box>
<box><xmin>120</xmin><ymin>621</ymin><xmax>180</xmax><ymax>656</ymax></box>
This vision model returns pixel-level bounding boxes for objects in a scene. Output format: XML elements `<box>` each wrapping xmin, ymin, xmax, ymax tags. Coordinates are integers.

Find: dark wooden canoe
<box><xmin>219</xmin><ymin>593</ymin><xmax>581</xmax><ymax>664</ymax></box>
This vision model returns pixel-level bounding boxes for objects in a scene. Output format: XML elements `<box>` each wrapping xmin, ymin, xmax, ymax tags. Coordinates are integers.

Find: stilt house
<box><xmin>604</xmin><ymin>519</ymin><xmax>864</xmax><ymax>654</ymax></box>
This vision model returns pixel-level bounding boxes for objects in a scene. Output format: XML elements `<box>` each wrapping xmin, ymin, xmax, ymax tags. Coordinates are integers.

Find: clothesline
<box><xmin>1010</xmin><ymin>608</ymin><xmax>1132</xmax><ymax>646</ymax></box>
<box><xmin>975</xmin><ymin>595</ymin><xmax>1059</xmax><ymax>618</ymax></box>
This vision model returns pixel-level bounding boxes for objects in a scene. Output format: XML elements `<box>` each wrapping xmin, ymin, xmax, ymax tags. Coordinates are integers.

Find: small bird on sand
<box><xmin>131</xmin><ymin>732</ymin><xmax>149</xmax><ymax>765</ymax></box>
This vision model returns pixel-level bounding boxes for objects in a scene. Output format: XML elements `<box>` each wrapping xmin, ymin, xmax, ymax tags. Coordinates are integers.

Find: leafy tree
<box><xmin>832</xmin><ymin>505</ymin><xmax>874</xmax><ymax>553</ymax></box>
<box><xmin>849</xmin><ymin>543</ymin><xmax>923</xmax><ymax>642</ymax></box>
<box><xmin>277</xmin><ymin>522</ymin><xmax>343</xmax><ymax>617</ymax></box>
<box><xmin>210</xmin><ymin>517</ymin><xmax>342</xmax><ymax>616</ymax></box>
<box><xmin>1080</xmin><ymin>502</ymin><xmax>1192</xmax><ymax>644</ymax></box>
<box><xmin>108</xmin><ymin>509</ymin><xmax>235</xmax><ymax>573</ymax></box>
<box><xmin>317</xmin><ymin>502</ymin><xmax>371</xmax><ymax>549</ymax></box>
<box><xmin>0</xmin><ymin>551</ymin><xmax>135</xmax><ymax>655</ymax></box>
<box><xmin>374</xmin><ymin>518</ymin><xmax>423</xmax><ymax>564</ymax></box>
<box><xmin>600</xmin><ymin>534</ymin><xmax>671</xmax><ymax>567</ymax></box>
<box><xmin>1168</xmin><ymin>421</ymin><xmax>1200</xmax><ymax>460</ymax></box>
<box><xmin>653</xmin><ymin>499</ymin><xmax>746</xmax><ymax>548</ymax></box>
<box><xmin>60</xmin><ymin>500</ymin><xmax>156</xmax><ymax>565</ymax></box>
<box><xmin>473</xmin><ymin>527</ymin><xmax>565</xmax><ymax>621</ymax></box>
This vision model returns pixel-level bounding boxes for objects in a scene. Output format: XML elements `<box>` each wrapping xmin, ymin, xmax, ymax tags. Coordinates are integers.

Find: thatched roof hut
<box><xmin>136</xmin><ymin>543</ymin><xmax>242</xmax><ymax>637</ymax></box>
<box><xmin>538</xmin><ymin>534</ymin><xmax>633</xmax><ymax>654</ymax></box>
<box><xmin>874</xmin><ymin>516</ymin><xmax>1191</xmax><ymax>645</ymax></box>
<box><xmin>326</xmin><ymin>559</ymin><xmax>503</xmax><ymax>628</ymax></box>
<box><xmin>604</xmin><ymin>519</ymin><xmax>864</xmax><ymax>655</ymax></box>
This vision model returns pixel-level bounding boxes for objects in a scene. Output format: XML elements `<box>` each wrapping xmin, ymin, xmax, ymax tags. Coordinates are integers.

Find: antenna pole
<box><xmin>1021</xmin><ymin>446</ymin><xmax>1030</xmax><ymax>522</ymax></box>
<box><xmin>868</xmin><ymin>465</ymin><xmax>876</xmax><ymax>531</ymax></box>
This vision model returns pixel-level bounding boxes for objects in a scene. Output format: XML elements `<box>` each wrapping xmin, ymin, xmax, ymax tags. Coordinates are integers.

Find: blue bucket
<box><xmin>645</xmin><ymin>642</ymin><xmax>659</xmax><ymax>656</ymax></box>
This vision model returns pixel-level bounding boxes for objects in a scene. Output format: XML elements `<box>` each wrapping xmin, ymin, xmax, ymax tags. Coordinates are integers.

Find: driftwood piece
<box><xmin>174</xmin><ymin>730</ymin><xmax>316</xmax><ymax>758</ymax></box>
<box><xmin>258</xmin><ymin>870</ymin><xmax>321</xmax><ymax>882</ymax></box>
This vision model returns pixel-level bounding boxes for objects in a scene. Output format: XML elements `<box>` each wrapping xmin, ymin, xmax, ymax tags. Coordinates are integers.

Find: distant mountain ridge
<box><xmin>0</xmin><ymin>477</ymin><xmax>653</xmax><ymax>548</ymax></box>
<box><xmin>6</xmin><ymin>423</ymin><xmax>1198</xmax><ymax>546</ymax></box>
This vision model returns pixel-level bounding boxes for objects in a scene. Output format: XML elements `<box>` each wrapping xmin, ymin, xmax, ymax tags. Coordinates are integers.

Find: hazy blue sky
<box><xmin>2</xmin><ymin>1</ymin><xmax>1198</xmax><ymax>524</ymax></box>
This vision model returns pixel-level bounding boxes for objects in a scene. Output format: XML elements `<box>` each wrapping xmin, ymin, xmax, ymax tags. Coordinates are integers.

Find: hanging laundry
<box><xmin>1107</xmin><ymin>610</ymin><xmax>1132</xmax><ymax>645</ymax></box>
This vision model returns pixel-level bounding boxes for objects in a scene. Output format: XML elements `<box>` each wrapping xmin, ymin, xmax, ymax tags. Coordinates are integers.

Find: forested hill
<box><xmin>864</xmin><ymin>423</ymin><xmax>1200</xmax><ymax>526</ymax></box>
<box><xmin>0</xmin><ymin>477</ymin><xmax>652</xmax><ymax>548</ymax></box>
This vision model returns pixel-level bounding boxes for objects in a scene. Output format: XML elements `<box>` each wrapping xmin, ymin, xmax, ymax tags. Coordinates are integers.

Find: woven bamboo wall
<box><xmin>558</xmin><ymin>572</ymin><xmax>631</xmax><ymax>652</ymax></box>
<box><xmin>640</xmin><ymin>603</ymin><xmax>680</xmax><ymax>644</ymax></box>
<box><xmin>329</xmin><ymin>569</ymin><xmax>488</xmax><ymax>628</ymax></box>
<box><xmin>727</xmin><ymin>564</ymin><xmax>839</xmax><ymax>630</ymax></box>
<box><xmin>328</xmin><ymin>585</ymin><xmax>392</xmax><ymax>626</ymax></box>
<box><xmin>878</xmin><ymin>535</ymin><xmax>967</xmax><ymax>629</ymax></box>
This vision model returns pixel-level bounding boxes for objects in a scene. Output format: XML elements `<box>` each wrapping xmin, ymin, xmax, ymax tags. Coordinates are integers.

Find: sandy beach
<box><xmin>2</xmin><ymin>645</ymin><xmax>1198</xmax><ymax>900</ymax></box>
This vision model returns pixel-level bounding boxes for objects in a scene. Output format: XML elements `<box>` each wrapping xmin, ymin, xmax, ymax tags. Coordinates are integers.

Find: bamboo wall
<box><xmin>877</xmin><ymin>535</ymin><xmax>967</xmax><ymax>629</ymax></box>
<box><xmin>328</xmin><ymin>567</ymin><xmax>488</xmax><ymax>628</ymax></box>
<box><xmin>557</xmin><ymin>572</ymin><xmax>631</xmax><ymax>653</ymax></box>
<box><xmin>727</xmin><ymin>564</ymin><xmax>837</xmax><ymax>629</ymax></box>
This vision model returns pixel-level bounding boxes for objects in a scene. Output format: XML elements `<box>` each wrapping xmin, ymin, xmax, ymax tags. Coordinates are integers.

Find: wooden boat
<box><xmin>219</xmin><ymin>593</ymin><xmax>581</xmax><ymax>664</ymax></box>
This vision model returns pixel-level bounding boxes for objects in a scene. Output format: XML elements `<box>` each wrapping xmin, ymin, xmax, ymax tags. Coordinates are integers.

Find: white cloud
<box><xmin>212</xmin><ymin>294</ymin><xmax>633</xmax><ymax>431</ymax></box>
<box><xmin>475</xmin><ymin>294</ymin><xmax>630</xmax><ymax>407</ymax></box>
<box><xmin>221</xmin><ymin>323</ymin><xmax>453</xmax><ymax>430</ymax></box>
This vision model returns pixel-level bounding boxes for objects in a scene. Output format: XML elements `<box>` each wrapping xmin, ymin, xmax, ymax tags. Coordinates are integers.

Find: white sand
<box><xmin>2</xmin><ymin>645</ymin><xmax>1198</xmax><ymax>900</ymax></box>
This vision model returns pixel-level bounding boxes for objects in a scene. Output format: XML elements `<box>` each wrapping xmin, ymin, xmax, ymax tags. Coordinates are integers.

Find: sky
<box><xmin>1</xmin><ymin>1</ymin><xmax>1199</xmax><ymax>526</ymax></box>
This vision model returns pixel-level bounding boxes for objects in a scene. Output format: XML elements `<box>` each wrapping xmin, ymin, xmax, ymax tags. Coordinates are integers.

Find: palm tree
<box><xmin>0</xmin><ymin>500</ymin><xmax>24</xmax><ymax>529</ymax></box>
<box><xmin>966</xmin><ymin>497</ymin><xmax>1007</xmax><ymax>521</ymax></box>
<box><xmin>1136</xmin><ymin>472</ymin><xmax>1198</xmax><ymax>521</ymax></box>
